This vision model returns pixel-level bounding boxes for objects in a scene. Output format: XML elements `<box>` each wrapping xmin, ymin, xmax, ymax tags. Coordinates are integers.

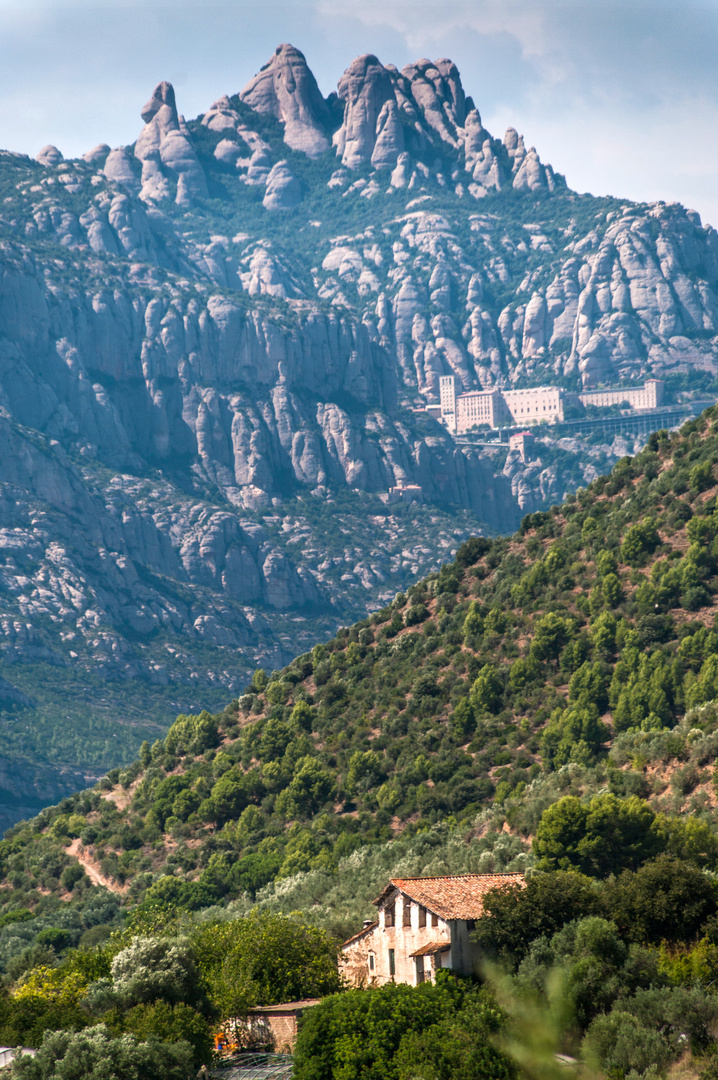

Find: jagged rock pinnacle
<box><xmin>241</xmin><ymin>44</ymin><xmax>330</xmax><ymax>157</ymax></box>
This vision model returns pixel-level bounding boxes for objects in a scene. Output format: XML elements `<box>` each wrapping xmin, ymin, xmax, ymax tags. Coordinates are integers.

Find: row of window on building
<box><xmin>435</xmin><ymin>376</ymin><xmax>664</xmax><ymax>434</ymax></box>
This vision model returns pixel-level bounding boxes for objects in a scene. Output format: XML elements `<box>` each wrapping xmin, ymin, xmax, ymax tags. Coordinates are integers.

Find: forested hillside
<box><xmin>4</xmin><ymin>411</ymin><xmax>718</xmax><ymax>1075</ymax></box>
<box><xmin>3</xmin><ymin>407</ymin><xmax>718</xmax><ymax>914</ymax></box>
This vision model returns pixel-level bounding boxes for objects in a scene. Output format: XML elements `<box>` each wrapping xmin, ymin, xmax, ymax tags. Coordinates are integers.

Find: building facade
<box><xmin>340</xmin><ymin>873</ymin><xmax>525</xmax><ymax>989</ymax></box>
<box><xmin>508</xmin><ymin>431</ymin><xmax>534</xmax><ymax>462</ymax></box>
<box><xmin>387</xmin><ymin>483</ymin><xmax>423</xmax><ymax>504</ymax></box>
<box><xmin>502</xmin><ymin>386</ymin><xmax>564</xmax><ymax>425</ymax></box>
<box><xmin>578</xmin><ymin>379</ymin><xmax>664</xmax><ymax>410</ymax></box>
<box><xmin>437</xmin><ymin>376</ymin><xmax>664</xmax><ymax>434</ymax></box>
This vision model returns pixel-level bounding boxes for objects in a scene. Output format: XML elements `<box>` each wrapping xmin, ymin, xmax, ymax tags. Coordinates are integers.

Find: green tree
<box><xmin>470</xmin><ymin>665</ymin><xmax>503</xmax><ymax>715</ymax></box>
<box><xmin>530</xmin><ymin>613</ymin><xmax>573</xmax><ymax>666</ymax></box>
<box><xmin>294</xmin><ymin>978</ymin><xmax>508</xmax><ymax>1080</ymax></box>
<box><xmin>541</xmin><ymin>705</ymin><xmax>608</xmax><ymax>768</ymax></box>
<box><xmin>474</xmin><ymin>871</ymin><xmax>604</xmax><ymax>967</ymax></box>
<box><xmin>534</xmin><ymin>794</ymin><xmax>661</xmax><ymax>876</ymax></box>
<box><xmin>109</xmin><ymin>937</ymin><xmax>201</xmax><ymax>1008</ymax></box>
<box><xmin>122</xmin><ymin>1002</ymin><xmax>212</xmax><ymax>1066</ymax></box>
<box><xmin>604</xmin><ymin>856</ymin><xmax>718</xmax><ymax>944</ymax></box>
<box><xmin>621</xmin><ymin>519</ymin><xmax>661</xmax><ymax>567</ymax></box>
<box><xmin>583</xmin><ymin>1010</ymin><xmax>671</xmax><ymax>1077</ymax></box>
<box><xmin>463</xmin><ymin>601</ymin><xmax>484</xmax><ymax>642</ymax></box>
<box><xmin>690</xmin><ymin>459</ymin><xmax>714</xmax><ymax>492</ymax></box>
<box><xmin>275</xmin><ymin>758</ymin><xmax>335</xmax><ymax>818</ymax></box>
<box><xmin>346</xmin><ymin>751</ymin><xmax>385</xmax><ymax>796</ymax></box>
<box><xmin>193</xmin><ymin>912</ymin><xmax>341</xmax><ymax>1021</ymax></box>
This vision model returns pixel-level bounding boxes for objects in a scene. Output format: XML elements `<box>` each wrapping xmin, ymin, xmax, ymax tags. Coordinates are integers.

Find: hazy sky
<box><xmin>2</xmin><ymin>0</ymin><xmax>718</xmax><ymax>226</ymax></box>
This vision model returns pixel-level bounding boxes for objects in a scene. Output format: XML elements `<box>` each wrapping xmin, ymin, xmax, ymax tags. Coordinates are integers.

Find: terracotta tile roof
<box><xmin>341</xmin><ymin>920</ymin><xmax>379</xmax><ymax>947</ymax></box>
<box><xmin>373</xmin><ymin>872</ymin><xmax>525</xmax><ymax>921</ymax></box>
<box><xmin>410</xmin><ymin>940</ymin><xmax>451</xmax><ymax>957</ymax></box>
<box><xmin>247</xmin><ymin>999</ymin><xmax>321</xmax><ymax>1014</ymax></box>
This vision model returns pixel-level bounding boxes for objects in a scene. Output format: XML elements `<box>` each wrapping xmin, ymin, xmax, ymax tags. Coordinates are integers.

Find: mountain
<box><xmin>1</xmin><ymin>43</ymin><xmax>717</xmax><ymax>826</ymax></box>
<box><xmin>4</xmin><ymin>407</ymin><xmax>718</xmax><ymax>947</ymax></box>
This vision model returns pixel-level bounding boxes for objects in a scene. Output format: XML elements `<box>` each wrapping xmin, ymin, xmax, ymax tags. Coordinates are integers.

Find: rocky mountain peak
<box><xmin>334</xmin><ymin>54</ymin><xmax>400</xmax><ymax>169</ymax></box>
<box><xmin>401</xmin><ymin>56</ymin><xmax>467</xmax><ymax>142</ymax></box>
<box><xmin>241</xmin><ymin>43</ymin><xmax>331</xmax><ymax>157</ymax></box>
<box><xmin>134</xmin><ymin>80</ymin><xmax>207</xmax><ymax>205</ymax></box>
<box><xmin>140</xmin><ymin>80</ymin><xmax>177</xmax><ymax>124</ymax></box>
<box><xmin>36</xmin><ymin>145</ymin><xmax>63</xmax><ymax>166</ymax></box>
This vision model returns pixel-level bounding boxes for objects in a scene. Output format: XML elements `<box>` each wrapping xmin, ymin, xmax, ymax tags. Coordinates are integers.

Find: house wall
<box><xmin>439</xmin><ymin>376</ymin><xmax>457</xmax><ymax>431</ymax></box>
<box><xmin>340</xmin><ymin>891</ymin><xmax>456</xmax><ymax>988</ymax></box>
<box><xmin>455</xmin><ymin>390</ymin><xmax>506</xmax><ymax>433</ymax></box>
<box><xmin>446</xmin><ymin>919</ymin><xmax>481</xmax><ymax>975</ymax></box>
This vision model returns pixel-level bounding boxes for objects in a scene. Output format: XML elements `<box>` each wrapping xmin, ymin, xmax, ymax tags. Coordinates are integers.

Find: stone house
<box><xmin>340</xmin><ymin>872</ymin><xmax>525</xmax><ymax>988</ymax></box>
<box><xmin>214</xmin><ymin>999</ymin><xmax>321</xmax><ymax>1054</ymax></box>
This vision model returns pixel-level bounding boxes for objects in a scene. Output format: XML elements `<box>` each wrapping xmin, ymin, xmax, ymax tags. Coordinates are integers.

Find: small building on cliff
<box><xmin>340</xmin><ymin>872</ymin><xmax>525</xmax><ymax>988</ymax></box>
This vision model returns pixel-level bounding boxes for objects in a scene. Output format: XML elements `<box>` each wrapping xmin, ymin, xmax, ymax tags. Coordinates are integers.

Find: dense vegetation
<box><xmin>5</xmin><ymin>409</ymin><xmax>718</xmax><ymax>1074</ymax></box>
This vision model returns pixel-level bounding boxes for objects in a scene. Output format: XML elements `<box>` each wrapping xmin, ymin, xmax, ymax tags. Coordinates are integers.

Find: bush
<box><xmin>293</xmin><ymin>977</ymin><xmax>512</xmax><ymax>1080</ymax></box>
<box><xmin>604</xmin><ymin>856</ymin><xmax>717</xmax><ymax>944</ymax></box>
<box><xmin>405</xmin><ymin>604</ymin><xmax>430</xmax><ymax>626</ymax></box>
<box><xmin>583</xmin><ymin>1010</ymin><xmax>672</xmax><ymax>1076</ymax></box>
<box><xmin>193</xmin><ymin>911</ymin><xmax>341</xmax><ymax>1020</ymax></box>
<box><xmin>534</xmin><ymin>794</ymin><xmax>660</xmax><ymax>877</ymax></box>
<box><xmin>11</xmin><ymin>1025</ymin><xmax>194</xmax><ymax>1080</ymax></box>
<box><xmin>455</xmin><ymin>537</ymin><xmax>491</xmax><ymax>567</ymax></box>
<box><xmin>474</xmin><ymin>871</ymin><xmax>604</xmax><ymax>966</ymax></box>
<box><xmin>109</xmin><ymin>937</ymin><xmax>201</xmax><ymax>1008</ymax></box>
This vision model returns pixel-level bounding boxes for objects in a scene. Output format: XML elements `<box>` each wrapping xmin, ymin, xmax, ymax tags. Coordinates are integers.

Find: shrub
<box><xmin>583</xmin><ymin>1010</ymin><xmax>672</xmax><ymax>1076</ymax></box>
<box><xmin>11</xmin><ymin>1025</ymin><xmax>194</xmax><ymax>1080</ymax></box>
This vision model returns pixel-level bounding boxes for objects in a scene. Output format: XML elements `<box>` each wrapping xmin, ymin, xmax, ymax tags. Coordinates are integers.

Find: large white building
<box><xmin>438</xmin><ymin>376</ymin><xmax>665</xmax><ymax>434</ymax></box>
<box><xmin>578</xmin><ymin>380</ymin><xmax>664</xmax><ymax>411</ymax></box>
<box><xmin>439</xmin><ymin>376</ymin><xmax>563</xmax><ymax>432</ymax></box>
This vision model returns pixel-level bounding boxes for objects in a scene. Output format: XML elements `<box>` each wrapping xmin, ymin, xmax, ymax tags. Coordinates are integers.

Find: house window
<box><xmin>368</xmin><ymin>952</ymin><xmax>375</xmax><ymax>972</ymax></box>
<box><xmin>415</xmin><ymin>955</ymin><xmax>425</xmax><ymax>985</ymax></box>
<box><xmin>403</xmin><ymin>900</ymin><xmax>412</xmax><ymax>927</ymax></box>
<box><xmin>389</xmin><ymin>949</ymin><xmax>395</xmax><ymax>977</ymax></box>
<box><xmin>466</xmin><ymin>920</ymin><xmax>476</xmax><ymax>931</ymax></box>
<box><xmin>418</xmin><ymin>906</ymin><xmax>426</xmax><ymax>928</ymax></box>
<box><xmin>431</xmin><ymin>912</ymin><xmax>439</xmax><ymax>928</ymax></box>
<box><xmin>385</xmin><ymin>902</ymin><xmax>395</xmax><ymax>927</ymax></box>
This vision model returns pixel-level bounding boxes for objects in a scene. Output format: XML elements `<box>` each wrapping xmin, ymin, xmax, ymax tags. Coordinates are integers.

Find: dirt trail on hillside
<box><xmin>66</xmin><ymin>838</ymin><xmax>129</xmax><ymax>895</ymax></box>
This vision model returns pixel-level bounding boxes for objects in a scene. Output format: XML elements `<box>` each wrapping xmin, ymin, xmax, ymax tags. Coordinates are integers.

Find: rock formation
<box><xmin>134</xmin><ymin>81</ymin><xmax>207</xmax><ymax>204</ymax></box>
<box><xmin>263</xmin><ymin>161</ymin><xmax>303</xmax><ymax>209</ymax></box>
<box><xmin>240</xmin><ymin>43</ymin><xmax>331</xmax><ymax>156</ymax></box>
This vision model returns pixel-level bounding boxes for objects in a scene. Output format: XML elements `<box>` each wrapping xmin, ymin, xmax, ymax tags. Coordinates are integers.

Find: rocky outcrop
<box><xmin>134</xmin><ymin>81</ymin><xmax>207</xmax><ymax>205</ymax></box>
<box><xmin>2</xmin><ymin>43</ymin><xmax>718</xmax><ymax>828</ymax></box>
<box><xmin>241</xmin><ymin>44</ymin><xmax>330</xmax><ymax>156</ymax></box>
<box><xmin>263</xmin><ymin>161</ymin><xmax>303</xmax><ymax>209</ymax></box>
<box><xmin>333</xmin><ymin>55</ymin><xmax>399</xmax><ymax>169</ymax></box>
<box><xmin>36</xmin><ymin>145</ymin><xmax>63</xmax><ymax>166</ymax></box>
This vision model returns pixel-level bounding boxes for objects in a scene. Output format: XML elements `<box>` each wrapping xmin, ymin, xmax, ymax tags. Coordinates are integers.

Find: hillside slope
<box><xmin>4</xmin><ymin>408</ymin><xmax>718</xmax><ymax>942</ymax></box>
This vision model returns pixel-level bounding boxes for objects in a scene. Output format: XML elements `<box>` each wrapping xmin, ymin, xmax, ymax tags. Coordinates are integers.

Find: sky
<box><xmin>2</xmin><ymin>0</ymin><xmax>718</xmax><ymax>227</ymax></box>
